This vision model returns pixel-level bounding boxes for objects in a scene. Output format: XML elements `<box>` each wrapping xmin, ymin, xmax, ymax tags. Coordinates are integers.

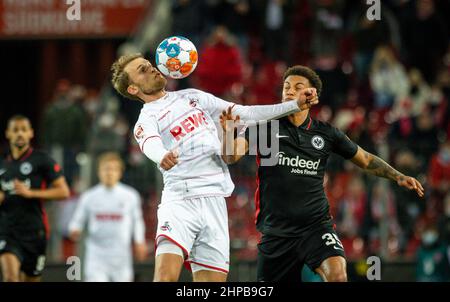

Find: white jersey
<box><xmin>68</xmin><ymin>183</ymin><xmax>145</xmax><ymax>262</ymax></box>
<box><xmin>133</xmin><ymin>88</ymin><xmax>300</xmax><ymax>202</ymax></box>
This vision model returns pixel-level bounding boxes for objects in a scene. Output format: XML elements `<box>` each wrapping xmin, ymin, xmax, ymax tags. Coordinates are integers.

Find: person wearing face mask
<box><xmin>416</xmin><ymin>226</ymin><xmax>450</xmax><ymax>282</ymax></box>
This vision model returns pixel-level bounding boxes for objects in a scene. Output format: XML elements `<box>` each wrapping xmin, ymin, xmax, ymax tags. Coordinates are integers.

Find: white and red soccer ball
<box><xmin>155</xmin><ymin>36</ymin><xmax>198</xmax><ymax>79</ymax></box>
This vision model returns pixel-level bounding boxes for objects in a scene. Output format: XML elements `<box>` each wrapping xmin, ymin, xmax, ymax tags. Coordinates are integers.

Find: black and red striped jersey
<box><xmin>0</xmin><ymin>148</ymin><xmax>63</xmax><ymax>239</ymax></box>
<box><xmin>245</xmin><ymin>115</ymin><xmax>358</xmax><ymax>237</ymax></box>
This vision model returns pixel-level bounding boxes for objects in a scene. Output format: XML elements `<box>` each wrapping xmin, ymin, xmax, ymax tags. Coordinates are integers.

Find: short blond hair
<box><xmin>111</xmin><ymin>53</ymin><xmax>143</xmax><ymax>101</ymax></box>
<box><xmin>97</xmin><ymin>152</ymin><xmax>125</xmax><ymax>172</ymax></box>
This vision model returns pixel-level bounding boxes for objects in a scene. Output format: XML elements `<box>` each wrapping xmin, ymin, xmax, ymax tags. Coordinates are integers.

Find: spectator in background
<box><xmin>416</xmin><ymin>225</ymin><xmax>450</xmax><ymax>282</ymax></box>
<box><xmin>219</xmin><ymin>0</ymin><xmax>252</xmax><ymax>57</ymax></box>
<box><xmin>369</xmin><ymin>46</ymin><xmax>409</xmax><ymax>109</ymax></box>
<box><xmin>91</xmin><ymin>112</ymin><xmax>129</xmax><ymax>158</ymax></box>
<box><xmin>41</xmin><ymin>81</ymin><xmax>89</xmax><ymax>186</ymax></box>
<box><xmin>82</xmin><ymin>89</ymin><xmax>101</xmax><ymax>125</ymax></box>
<box><xmin>366</xmin><ymin>181</ymin><xmax>399</xmax><ymax>245</ymax></box>
<box><xmin>438</xmin><ymin>193</ymin><xmax>450</xmax><ymax>246</ymax></box>
<box><xmin>171</xmin><ymin>0</ymin><xmax>207</xmax><ymax>47</ymax></box>
<box><xmin>313</xmin><ymin>53</ymin><xmax>350</xmax><ymax>111</ymax></box>
<box><xmin>309</xmin><ymin>0</ymin><xmax>345</xmax><ymax>58</ymax></box>
<box><xmin>401</xmin><ymin>0</ymin><xmax>448</xmax><ymax>84</ymax></box>
<box><xmin>409</xmin><ymin>108</ymin><xmax>439</xmax><ymax>169</ymax></box>
<box><xmin>336</xmin><ymin>176</ymin><xmax>367</xmax><ymax>239</ymax></box>
<box><xmin>391</xmin><ymin>149</ymin><xmax>424</xmax><ymax>253</ymax></box>
<box><xmin>195</xmin><ymin>25</ymin><xmax>244</xmax><ymax>99</ymax></box>
<box><xmin>428</xmin><ymin>141</ymin><xmax>450</xmax><ymax>196</ymax></box>
<box><xmin>261</xmin><ymin>0</ymin><xmax>293</xmax><ymax>62</ymax></box>
<box><xmin>348</xmin><ymin>3</ymin><xmax>400</xmax><ymax>81</ymax></box>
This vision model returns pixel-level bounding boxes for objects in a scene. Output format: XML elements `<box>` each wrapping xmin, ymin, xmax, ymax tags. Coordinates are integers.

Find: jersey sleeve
<box><xmin>68</xmin><ymin>193</ymin><xmax>89</xmax><ymax>232</ymax></box>
<box><xmin>41</xmin><ymin>153</ymin><xmax>64</xmax><ymax>183</ymax></box>
<box><xmin>131</xmin><ymin>191</ymin><xmax>146</xmax><ymax>244</ymax></box>
<box><xmin>195</xmin><ymin>89</ymin><xmax>300</xmax><ymax>125</ymax></box>
<box><xmin>331</xmin><ymin>126</ymin><xmax>358</xmax><ymax>159</ymax></box>
<box><xmin>134</xmin><ymin>113</ymin><xmax>168</xmax><ymax>165</ymax></box>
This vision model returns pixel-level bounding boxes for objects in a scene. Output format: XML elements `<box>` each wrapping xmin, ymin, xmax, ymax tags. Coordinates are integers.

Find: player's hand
<box><xmin>134</xmin><ymin>242</ymin><xmax>148</xmax><ymax>262</ymax></box>
<box><xmin>69</xmin><ymin>230</ymin><xmax>82</xmax><ymax>242</ymax></box>
<box><xmin>14</xmin><ymin>179</ymin><xmax>34</xmax><ymax>198</ymax></box>
<box><xmin>220</xmin><ymin>106</ymin><xmax>240</xmax><ymax>132</ymax></box>
<box><xmin>397</xmin><ymin>175</ymin><xmax>425</xmax><ymax>198</ymax></box>
<box><xmin>297</xmin><ymin>88</ymin><xmax>319</xmax><ymax>111</ymax></box>
<box><xmin>160</xmin><ymin>149</ymin><xmax>179</xmax><ymax>171</ymax></box>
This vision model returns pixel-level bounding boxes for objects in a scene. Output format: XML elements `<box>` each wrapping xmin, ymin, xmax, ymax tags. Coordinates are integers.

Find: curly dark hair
<box><xmin>283</xmin><ymin>65</ymin><xmax>323</xmax><ymax>97</ymax></box>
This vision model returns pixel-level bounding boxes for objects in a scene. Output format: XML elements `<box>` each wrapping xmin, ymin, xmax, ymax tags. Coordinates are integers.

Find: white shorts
<box><xmin>84</xmin><ymin>254</ymin><xmax>133</xmax><ymax>282</ymax></box>
<box><xmin>155</xmin><ymin>196</ymin><xmax>229</xmax><ymax>274</ymax></box>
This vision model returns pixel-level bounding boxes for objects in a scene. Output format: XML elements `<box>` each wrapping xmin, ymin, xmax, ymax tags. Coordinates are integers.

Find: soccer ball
<box><xmin>155</xmin><ymin>36</ymin><xmax>198</xmax><ymax>79</ymax></box>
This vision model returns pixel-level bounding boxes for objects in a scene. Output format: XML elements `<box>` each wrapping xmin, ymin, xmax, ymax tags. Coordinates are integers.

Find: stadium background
<box><xmin>1</xmin><ymin>0</ymin><xmax>450</xmax><ymax>281</ymax></box>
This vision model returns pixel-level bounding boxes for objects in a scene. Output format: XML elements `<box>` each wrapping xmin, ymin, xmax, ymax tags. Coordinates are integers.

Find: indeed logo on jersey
<box><xmin>170</xmin><ymin>112</ymin><xmax>209</xmax><ymax>141</ymax></box>
<box><xmin>277</xmin><ymin>152</ymin><xmax>320</xmax><ymax>175</ymax></box>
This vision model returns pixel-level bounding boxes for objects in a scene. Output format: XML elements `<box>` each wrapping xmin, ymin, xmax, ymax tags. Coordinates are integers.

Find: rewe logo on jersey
<box><xmin>170</xmin><ymin>112</ymin><xmax>209</xmax><ymax>141</ymax></box>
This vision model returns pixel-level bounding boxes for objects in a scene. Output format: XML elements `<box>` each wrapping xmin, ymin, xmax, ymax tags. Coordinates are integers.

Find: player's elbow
<box><xmin>60</xmin><ymin>186</ymin><xmax>71</xmax><ymax>199</ymax></box>
<box><xmin>221</xmin><ymin>155</ymin><xmax>240</xmax><ymax>165</ymax></box>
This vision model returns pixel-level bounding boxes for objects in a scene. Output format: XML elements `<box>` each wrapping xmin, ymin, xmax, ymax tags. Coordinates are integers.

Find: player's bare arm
<box><xmin>134</xmin><ymin>242</ymin><xmax>148</xmax><ymax>262</ymax></box>
<box><xmin>14</xmin><ymin>176</ymin><xmax>70</xmax><ymax>200</ymax></box>
<box><xmin>69</xmin><ymin>230</ymin><xmax>82</xmax><ymax>242</ymax></box>
<box><xmin>351</xmin><ymin>146</ymin><xmax>424</xmax><ymax>197</ymax></box>
<box><xmin>0</xmin><ymin>190</ymin><xmax>4</xmax><ymax>205</ymax></box>
<box><xmin>220</xmin><ymin>107</ymin><xmax>248</xmax><ymax>164</ymax></box>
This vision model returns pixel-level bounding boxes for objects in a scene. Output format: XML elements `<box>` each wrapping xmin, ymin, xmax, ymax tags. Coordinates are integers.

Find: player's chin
<box><xmin>156</xmin><ymin>77</ymin><xmax>167</xmax><ymax>88</ymax></box>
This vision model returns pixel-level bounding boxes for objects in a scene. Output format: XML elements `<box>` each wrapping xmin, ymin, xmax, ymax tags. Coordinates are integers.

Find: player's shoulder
<box><xmin>116</xmin><ymin>182</ymin><xmax>137</xmax><ymax>193</ymax></box>
<box><xmin>117</xmin><ymin>183</ymin><xmax>140</xmax><ymax>199</ymax></box>
<box><xmin>30</xmin><ymin>149</ymin><xmax>56</xmax><ymax>162</ymax></box>
<box><xmin>83</xmin><ymin>184</ymin><xmax>102</xmax><ymax>196</ymax></box>
<box><xmin>311</xmin><ymin>119</ymin><xmax>340</xmax><ymax>134</ymax></box>
<box><xmin>176</xmin><ymin>88</ymin><xmax>211</xmax><ymax>100</ymax></box>
<box><xmin>176</xmin><ymin>88</ymin><xmax>204</xmax><ymax>96</ymax></box>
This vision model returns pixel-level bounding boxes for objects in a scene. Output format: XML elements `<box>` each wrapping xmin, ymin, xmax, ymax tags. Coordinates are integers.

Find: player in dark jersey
<box><xmin>0</xmin><ymin>115</ymin><xmax>70</xmax><ymax>282</ymax></box>
<box><xmin>219</xmin><ymin>66</ymin><xmax>424</xmax><ymax>282</ymax></box>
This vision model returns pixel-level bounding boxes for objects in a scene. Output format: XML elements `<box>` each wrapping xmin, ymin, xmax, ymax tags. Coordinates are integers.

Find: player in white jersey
<box><xmin>110</xmin><ymin>53</ymin><xmax>318</xmax><ymax>282</ymax></box>
<box><xmin>68</xmin><ymin>152</ymin><xmax>147</xmax><ymax>282</ymax></box>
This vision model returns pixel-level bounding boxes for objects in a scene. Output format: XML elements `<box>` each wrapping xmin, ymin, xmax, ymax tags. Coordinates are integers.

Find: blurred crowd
<box><xmin>32</xmin><ymin>0</ymin><xmax>450</xmax><ymax>280</ymax></box>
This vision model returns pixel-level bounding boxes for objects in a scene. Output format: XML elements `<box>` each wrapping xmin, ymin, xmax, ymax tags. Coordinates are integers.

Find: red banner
<box><xmin>0</xmin><ymin>0</ymin><xmax>151</xmax><ymax>38</ymax></box>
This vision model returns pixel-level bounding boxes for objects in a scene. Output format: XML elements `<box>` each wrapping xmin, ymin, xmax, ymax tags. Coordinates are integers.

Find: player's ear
<box><xmin>29</xmin><ymin>128</ymin><xmax>34</xmax><ymax>139</ymax></box>
<box><xmin>127</xmin><ymin>85</ymin><xmax>138</xmax><ymax>96</ymax></box>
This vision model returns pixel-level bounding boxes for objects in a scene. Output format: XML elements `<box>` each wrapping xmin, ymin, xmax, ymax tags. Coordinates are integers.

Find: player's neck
<box><xmin>288</xmin><ymin>110</ymin><xmax>309</xmax><ymax>127</ymax></box>
<box><xmin>10</xmin><ymin>145</ymin><xmax>30</xmax><ymax>160</ymax></box>
<box><xmin>140</xmin><ymin>89</ymin><xmax>167</xmax><ymax>103</ymax></box>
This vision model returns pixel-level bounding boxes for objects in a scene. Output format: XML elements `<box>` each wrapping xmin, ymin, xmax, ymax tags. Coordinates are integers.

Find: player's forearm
<box><xmin>364</xmin><ymin>154</ymin><xmax>405</xmax><ymax>182</ymax></box>
<box><xmin>0</xmin><ymin>190</ymin><xmax>4</xmax><ymax>204</ymax></box>
<box><xmin>221</xmin><ymin>129</ymin><xmax>247</xmax><ymax>164</ymax></box>
<box><xmin>30</xmin><ymin>186</ymin><xmax>70</xmax><ymax>200</ymax></box>
<box><xmin>142</xmin><ymin>137</ymin><xmax>168</xmax><ymax>165</ymax></box>
<box><xmin>232</xmin><ymin>100</ymin><xmax>300</xmax><ymax>124</ymax></box>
